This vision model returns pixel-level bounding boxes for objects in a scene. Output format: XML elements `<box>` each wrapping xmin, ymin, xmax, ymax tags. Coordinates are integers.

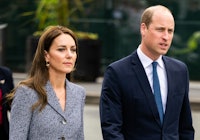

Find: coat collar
<box><xmin>45</xmin><ymin>79</ymin><xmax>75</xmax><ymax>120</ymax></box>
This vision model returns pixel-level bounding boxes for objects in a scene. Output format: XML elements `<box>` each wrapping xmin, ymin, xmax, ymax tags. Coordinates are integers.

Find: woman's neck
<box><xmin>49</xmin><ymin>73</ymin><xmax>66</xmax><ymax>89</ymax></box>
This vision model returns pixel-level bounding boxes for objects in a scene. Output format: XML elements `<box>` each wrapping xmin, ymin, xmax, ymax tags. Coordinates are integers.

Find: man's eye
<box><xmin>157</xmin><ymin>28</ymin><xmax>163</xmax><ymax>31</ymax></box>
<box><xmin>168</xmin><ymin>30</ymin><xmax>174</xmax><ymax>34</ymax></box>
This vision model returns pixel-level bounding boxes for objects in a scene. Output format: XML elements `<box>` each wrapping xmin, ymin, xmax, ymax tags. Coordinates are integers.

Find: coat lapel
<box><xmin>131</xmin><ymin>52</ymin><xmax>162</xmax><ymax>126</ymax></box>
<box><xmin>64</xmin><ymin>80</ymin><xmax>77</xmax><ymax>118</ymax></box>
<box><xmin>0</xmin><ymin>71</ymin><xmax>5</xmax><ymax>95</ymax></box>
<box><xmin>45</xmin><ymin>81</ymin><xmax>67</xmax><ymax>120</ymax></box>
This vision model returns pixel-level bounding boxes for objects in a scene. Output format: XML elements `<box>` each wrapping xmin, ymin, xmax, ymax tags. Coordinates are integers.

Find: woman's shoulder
<box><xmin>15</xmin><ymin>85</ymin><xmax>38</xmax><ymax>100</ymax></box>
<box><xmin>16</xmin><ymin>85</ymin><xmax>33</xmax><ymax>92</ymax></box>
<box><xmin>67</xmin><ymin>80</ymin><xmax>85</xmax><ymax>95</ymax></box>
<box><xmin>67</xmin><ymin>79</ymin><xmax>84</xmax><ymax>89</ymax></box>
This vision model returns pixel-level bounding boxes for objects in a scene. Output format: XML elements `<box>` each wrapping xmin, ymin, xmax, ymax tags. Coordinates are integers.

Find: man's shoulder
<box><xmin>163</xmin><ymin>56</ymin><xmax>187</xmax><ymax>68</ymax></box>
<box><xmin>110</xmin><ymin>52</ymin><xmax>136</xmax><ymax>68</ymax></box>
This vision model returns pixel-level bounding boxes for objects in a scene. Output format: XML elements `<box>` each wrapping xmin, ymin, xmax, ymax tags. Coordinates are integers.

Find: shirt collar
<box><xmin>137</xmin><ymin>45</ymin><xmax>164</xmax><ymax>69</ymax></box>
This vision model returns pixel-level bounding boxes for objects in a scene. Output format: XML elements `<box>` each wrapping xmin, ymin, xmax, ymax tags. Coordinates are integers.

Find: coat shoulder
<box><xmin>163</xmin><ymin>56</ymin><xmax>187</xmax><ymax>69</ymax></box>
<box><xmin>0</xmin><ymin>66</ymin><xmax>12</xmax><ymax>77</ymax></box>
<box><xmin>67</xmin><ymin>80</ymin><xmax>86</xmax><ymax>97</ymax></box>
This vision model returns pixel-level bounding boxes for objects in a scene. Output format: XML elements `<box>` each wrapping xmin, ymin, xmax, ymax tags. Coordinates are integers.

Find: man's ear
<box><xmin>140</xmin><ymin>23</ymin><xmax>146</xmax><ymax>36</ymax></box>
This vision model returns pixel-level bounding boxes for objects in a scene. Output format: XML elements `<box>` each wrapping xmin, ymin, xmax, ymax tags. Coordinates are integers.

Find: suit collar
<box><xmin>157</xmin><ymin>56</ymin><xmax>178</xmax><ymax>126</ymax></box>
<box><xmin>131</xmin><ymin>51</ymin><xmax>163</xmax><ymax>127</ymax></box>
<box><xmin>137</xmin><ymin>47</ymin><xmax>164</xmax><ymax>69</ymax></box>
<box><xmin>132</xmin><ymin>54</ymin><xmax>181</xmax><ymax>127</ymax></box>
<box><xmin>162</xmin><ymin>56</ymin><xmax>174</xmax><ymax>99</ymax></box>
<box><xmin>162</xmin><ymin>57</ymin><xmax>177</xmax><ymax>125</ymax></box>
<box><xmin>137</xmin><ymin>47</ymin><xmax>152</xmax><ymax>68</ymax></box>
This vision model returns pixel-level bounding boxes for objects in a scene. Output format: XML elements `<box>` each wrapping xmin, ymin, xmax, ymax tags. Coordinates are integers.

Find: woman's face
<box><xmin>45</xmin><ymin>33</ymin><xmax>77</xmax><ymax>75</ymax></box>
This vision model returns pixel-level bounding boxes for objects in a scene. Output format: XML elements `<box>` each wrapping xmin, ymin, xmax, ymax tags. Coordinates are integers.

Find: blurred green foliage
<box><xmin>1</xmin><ymin>0</ymin><xmax>200</xmax><ymax>80</ymax></box>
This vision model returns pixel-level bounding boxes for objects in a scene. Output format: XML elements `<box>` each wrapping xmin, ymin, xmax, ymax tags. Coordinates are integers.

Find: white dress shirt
<box><xmin>137</xmin><ymin>46</ymin><xmax>168</xmax><ymax>112</ymax></box>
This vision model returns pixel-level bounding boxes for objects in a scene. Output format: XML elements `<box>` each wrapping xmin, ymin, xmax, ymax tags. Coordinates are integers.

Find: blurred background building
<box><xmin>0</xmin><ymin>0</ymin><xmax>200</xmax><ymax>80</ymax></box>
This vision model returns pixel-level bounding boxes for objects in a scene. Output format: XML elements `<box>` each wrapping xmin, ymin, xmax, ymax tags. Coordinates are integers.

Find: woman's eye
<box><xmin>58</xmin><ymin>48</ymin><xmax>65</xmax><ymax>51</ymax></box>
<box><xmin>71</xmin><ymin>48</ymin><xmax>76</xmax><ymax>52</ymax></box>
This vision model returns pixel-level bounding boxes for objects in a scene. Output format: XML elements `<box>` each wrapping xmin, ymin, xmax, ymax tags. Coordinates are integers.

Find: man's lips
<box><xmin>159</xmin><ymin>43</ymin><xmax>168</xmax><ymax>49</ymax></box>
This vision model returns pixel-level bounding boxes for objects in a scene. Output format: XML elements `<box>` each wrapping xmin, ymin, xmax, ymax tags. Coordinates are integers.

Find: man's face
<box><xmin>141</xmin><ymin>10</ymin><xmax>175</xmax><ymax>60</ymax></box>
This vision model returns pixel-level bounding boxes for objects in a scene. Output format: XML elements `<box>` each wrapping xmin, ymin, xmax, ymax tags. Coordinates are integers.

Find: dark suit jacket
<box><xmin>100</xmin><ymin>51</ymin><xmax>194</xmax><ymax>140</ymax></box>
<box><xmin>0</xmin><ymin>66</ymin><xmax>14</xmax><ymax>138</ymax></box>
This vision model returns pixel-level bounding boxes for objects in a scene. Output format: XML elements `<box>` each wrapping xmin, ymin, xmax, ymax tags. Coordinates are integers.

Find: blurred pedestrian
<box><xmin>7</xmin><ymin>25</ymin><xmax>86</xmax><ymax>140</ymax></box>
<box><xmin>0</xmin><ymin>66</ymin><xmax>14</xmax><ymax>140</ymax></box>
<box><xmin>100</xmin><ymin>5</ymin><xmax>194</xmax><ymax>140</ymax></box>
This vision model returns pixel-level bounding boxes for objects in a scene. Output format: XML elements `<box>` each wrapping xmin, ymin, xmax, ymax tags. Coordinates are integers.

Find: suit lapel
<box><xmin>162</xmin><ymin>57</ymin><xmax>175</xmax><ymax>125</ymax></box>
<box><xmin>131</xmin><ymin>52</ymin><xmax>162</xmax><ymax>126</ymax></box>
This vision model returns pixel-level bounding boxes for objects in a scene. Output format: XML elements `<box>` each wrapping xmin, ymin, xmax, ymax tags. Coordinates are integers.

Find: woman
<box><xmin>7</xmin><ymin>25</ymin><xmax>86</xmax><ymax>140</ymax></box>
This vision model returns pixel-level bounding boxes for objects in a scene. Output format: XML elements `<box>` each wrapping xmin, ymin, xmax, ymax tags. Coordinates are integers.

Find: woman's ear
<box><xmin>44</xmin><ymin>50</ymin><xmax>49</xmax><ymax>62</ymax></box>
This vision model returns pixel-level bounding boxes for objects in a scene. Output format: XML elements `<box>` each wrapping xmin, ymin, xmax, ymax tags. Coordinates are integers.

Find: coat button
<box><xmin>61</xmin><ymin>120</ymin><xmax>67</xmax><ymax>124</ymax></box>
<box><xmin>58</xmin><ymin>137</ymin><xmax>65</xmax><ymax>140</ymax></box>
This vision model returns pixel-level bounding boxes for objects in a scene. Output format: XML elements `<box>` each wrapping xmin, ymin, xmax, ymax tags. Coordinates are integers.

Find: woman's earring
<box><xmin>46</xmin><ymin>61</ymin><xmax>50</xmax><ymax>67</ymax></box>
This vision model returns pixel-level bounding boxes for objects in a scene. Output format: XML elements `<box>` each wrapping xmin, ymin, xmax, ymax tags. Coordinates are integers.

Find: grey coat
<box><xmin>9</xmin><ymin>79</ymin><xmax>86</xmax><ymax>140</ymax></box>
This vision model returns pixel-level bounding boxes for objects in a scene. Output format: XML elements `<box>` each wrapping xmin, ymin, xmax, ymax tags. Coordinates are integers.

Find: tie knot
<box><xmin>152</xmin><ymin>61</ymin><xmax>158</xmax><ymax>69</ymax></box>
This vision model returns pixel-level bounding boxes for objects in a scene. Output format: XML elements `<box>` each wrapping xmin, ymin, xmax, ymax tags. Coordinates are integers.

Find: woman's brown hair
<box><xmin>7</xmin><ymin>25</ymin><xmax>78</xmax><ymax>111</ymax></box>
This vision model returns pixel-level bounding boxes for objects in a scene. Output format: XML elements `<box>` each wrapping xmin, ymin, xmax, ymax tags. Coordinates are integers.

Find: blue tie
<box><xmin>152</xmin><ymin>62</ymin><xmax>164</xmax><ymax>124</ymax></box>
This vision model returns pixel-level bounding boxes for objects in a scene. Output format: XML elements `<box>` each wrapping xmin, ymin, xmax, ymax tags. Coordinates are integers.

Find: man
<box><xmin>100</xmin><ymin>5</ymin><xmax>194</xmax><ymax>140</ymax></box>
<box><xmin>0</xmin><ymin>66</ymin><xmax>14</xmax><ymax>139</ymax></box>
